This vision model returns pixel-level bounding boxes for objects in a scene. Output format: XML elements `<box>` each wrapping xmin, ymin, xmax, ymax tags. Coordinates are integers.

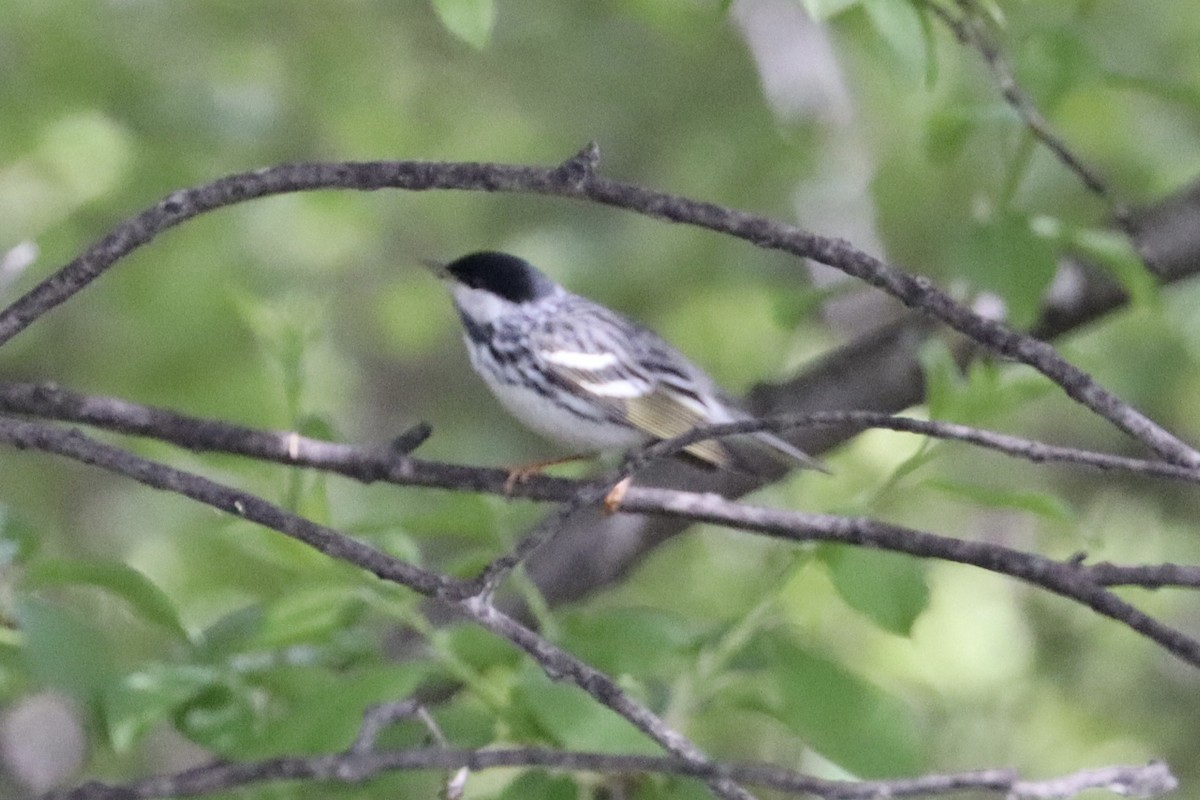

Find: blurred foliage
<box><xmin>1</xmin><ymin>0</ymin><xmax>1200</xmax><ymax>797</ymax></box>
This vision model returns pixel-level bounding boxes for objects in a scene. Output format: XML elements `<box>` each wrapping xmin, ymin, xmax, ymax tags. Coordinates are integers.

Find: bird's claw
<box><xmin>503</xmin><ymin>466</ymin><xmax>538</xmax><ymax>496</ymax></box>
<box><xmin>501</xmin><ymin>452</ymin><xmax>598</xmax><ymax>496</ymax></box>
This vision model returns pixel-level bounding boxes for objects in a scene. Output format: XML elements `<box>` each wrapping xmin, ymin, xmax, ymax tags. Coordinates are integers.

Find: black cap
<box><xmin>442</xmin><ymin>252</ymin><xmax>557</xmax><ymax>304</ymax></box>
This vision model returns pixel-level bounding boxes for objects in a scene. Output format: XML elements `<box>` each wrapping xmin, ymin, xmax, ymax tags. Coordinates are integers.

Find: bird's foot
<box><xmin>502</xmin><ymin>452</ymin><xmax>597</xmax><ymax>496</ymax></box>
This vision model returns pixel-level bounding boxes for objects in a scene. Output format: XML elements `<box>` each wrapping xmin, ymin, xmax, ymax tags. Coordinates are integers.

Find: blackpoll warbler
<box><xmin>429</xmin><ymin>251</ymin><xmax>825</xmax><ymax>473</ymax></box>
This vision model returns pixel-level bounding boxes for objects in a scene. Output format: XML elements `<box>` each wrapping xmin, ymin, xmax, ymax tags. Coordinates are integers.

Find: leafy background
<box><xmin>1</xmin><ymin>0</ymin><xmax>1200</xmax><ymax>796</ymax></box>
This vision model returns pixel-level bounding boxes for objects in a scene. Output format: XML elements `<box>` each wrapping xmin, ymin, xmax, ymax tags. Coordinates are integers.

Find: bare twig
<box><xmin>0</xmin><ymin>153</ymin><xmax>1193</xmax><ymax>465</ymax></box>
<box><xmin>37</xmin><ymin>749</ymin><xmax>1176</xmax><ymax>800</ymax></box>
<box><xmin>627</xmin><ymin>411</ymin><xmax>1200</xmax><ymax>484</ymax></box>
<box><xmin>4</xmin><ymin>381</ymin><xmax>1200</xmax><ymax>502</ymax></box>
<box><xmin>516</xmin><ymin>178</ymin><xmax>1200</xmax><ymax>624</ymax></box>
<box><xmin>1085</xmin><ymin>561</ymin><xmax>1200</xmax><ymax>589</ymax></box>
<box><xmin>5</xmin><ymin>382</ymin><xmax>1200</xmax><ymax>593</ymax></box>
<box><xmin>0</xmin><ymin>414</ymin><xmax>752</xmax><ymax>800</ymax></box>
<box><xmin>608</xmin><ymin>487</ymin><xmax>1200</xmax><ymax>666</ymax></box>
<box><xmin>927</xmin><ymin>0</ymin><xmax>1152</xmax><ymax>263</ymax></box>
<box><xmin>347</xmin><ymin>699</ymin><xmax>466</xmax><ymax>798</ymax></box>
<box><xmin>0</xmin><ymin>409</ymin><xmax>1189</xmax><ymax>796</ymax></box>
<box><xmin>935</xmin><ymin>1</ymin><xmax>1116</xmax><ymax>203</ymax></box>
<box><xmin>349</xmin><ymin>699</ymin><xmax>426</xmax><ymax>754</ymax></box>
<box><xmin>0</xmin><ymin>29</ymin><xmax>1189</xmax><ymax>796</ymax></box>
<box><xmin>3</xmin><ymin>411</ymin><xmax>1200</xmax><ymax>666</ymax></box>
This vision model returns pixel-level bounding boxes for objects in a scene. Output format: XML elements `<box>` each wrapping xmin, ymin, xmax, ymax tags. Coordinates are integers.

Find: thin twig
<box><xmin>347</xmin><ymin>699</ymin><xmax>466</xmax><ymax>798</ymax></box>
<box><xmin>350</xmin><ymin>699</ymin><xmax>424</xmax><ymax>754</ymax></box>
<box><xmin>5</xmin><ymin>383</ymin><xmax>1200</xmax><ymax>593</ymax></box>
<box><xmin>2</xmin><ymin>414</ymin><xmax>1199</xmax><ymax>667</ymax></box>
<box><xmin>629</xmin><ymin>411</ymin><xmax>1200</xmax><ymax>483</ymax></box>
<box><xmin>0</xmin><ymin>414</ymin><xmax>1189</xmax><ymax>795</ymax></box>
<box><xmin>0</xmin><ymin>414</ymin><xmax>752</xmax><ymax>800</ymax></box>
<box><xmin>611</xmin><ymin>487</ymin><xmax>1200</xmax><ymax>668</ymax></box>
<box><xmin>937</xmin><ymin>2</ymin><xmax>1116</xmax><ymax>202</ymax></box>
<box><xmin>37</xmin><ymin>749</ymin><xmax>1176</xmax><ymax>800</ymax></box>
<box><xmin>0</xmin><ymin>152</ymin><xmax>1192</xmax><ymax>464</ymax></box>
<box><xmin>5</xmin><ymin>381</ymin><xmax>1200</xmax><ymax>498</ymax></box>
<box><xmin>928</xmin><ymin>0</ymin><xmax>1151</xmax><ymax>262</ymax></box>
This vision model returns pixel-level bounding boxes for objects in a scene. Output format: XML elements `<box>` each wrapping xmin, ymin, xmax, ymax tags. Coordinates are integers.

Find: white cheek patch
<box><xmin>578</xmin><ymin>378</ymin><xmax>645</xmax><ymax>398</ymax></box>
<box><xmin>452</xmin><ymin>285</ymin><xmax>512</xmax><ymax>324</ymax></box>
<box><xmin>543</xmin><ymin>350</ymin><xmax>619</xmax><ymax>370</ymax></box>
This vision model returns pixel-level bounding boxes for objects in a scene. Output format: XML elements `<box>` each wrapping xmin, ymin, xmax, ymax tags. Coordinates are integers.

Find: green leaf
<box><xmin>257</xmin><ymin>583</ymin><xmax>366</xmax><ymax>648</ymax></box>
<box><xmin>25</xmin><ymin>558</ymin><xmax>190</xmax><ymax>641</ymax></box>
<box><xmin>0</xmin><ymin>636</ymin><xmax>24</xmax><ymax>694</ymax></box>
<box><xmin>799</xmin><ymin>0</ymin><xmax>863</xmax><ymax>20</ymax></box>
<box><xmin>958</xmin><ymin>211</ymin><xmax>1059</xmax><ymax>328</ymax></box>
<box><xmin>916</xmin><ymin>0</ymin><xmax>940</xmax><ymax>86</ymax></box>
<box><xmin>18</xmin><ymin>596</ymin><xmax>116</xmax><ymax>705</ymax></box>
<box><xmin>400</xmin><ymin>492</ymin><xmax>500</xmax><ymax>543</ymax></box>
<box><xmin>435</xmin><ymin>623</ymin><xmax>522</xmax><ymax>675</ymax></box>
<box><xmin>821</xmin><ymin>546</ymin><xmax>930</xmax><ymax>636</ymax></box>
<box><xmin>924</xmin><ymin>477</ymin><xmax>1075</xmax><ymax>520</ymax></box>
<box><xmin>0</xmin><ymin>507</ymin><xmax>42</xmax><ymax>566</ymax></box>
<box><xmin>35</xmin><ymin>111</ymin><xmax>133</xmax><ymax>203</ymax></box>
<box><xmin>250</xmin><ymin>663</ymin><xmax>435</xmax><ymax>756</ymax></box>
<box><xmin>173</xmin><ymin>674</ymin><xmax>260</xmax><ymax>755</ymax></box>
<box><xmin>1103</xmin><ymin>72</ymin><xmax>1200</xmax><ymax>114</ymax></box>
<box><xmin>924</xmin><ymin>107</ymin><xmax>976</xmax><ymax>164</ymax></box>
<box><xmin>559</xmin><ymin>607</ymin><xmax>699</xmax><ymax>678</ymax></box>
<box><xmin>770</xmin><ymin>283</ymin><xmax>850</xmax><ymax>331</ymax></box>
<box><xmin>499</xmin><ymin>771</ymin><xmax>579</xmax><ymax>800</ymax></box>
<box><xmin>862</xmin><ymin>0</ymin><xmax>930</xmax><ymax>83</ymax></box>
<box><xmin>107</xmin><ymin>655</ymin><xmax>434</xmax><ymax>756</ymax></box>
<box><xmin>105</xmin><ymin>663</ymin><xmax>223</xmax><ymax>752</ymax></box>
<box><xmin>1068</xmin><ymin>226</ymin><xmax>1159</xmax><ymax>308</ymax></box>
<box><xmin>973</xmin><ymin>0</ymin><xmax>1005</xmax><ymax>26</ymax></box>
<box><xmin>1018</xmin><ymin>27</ymin><xmax>1096</xmax><ymax>111</ymax></box>
<box><xmin>920</xmin><ymin>340</ymin><xmax>959</xmax><ymax>423</ymax></box>
<box><xmin>431</xmin><ymin>0</ymin><xmax>495</xmax><ymax>49</ymax></box>
<box><xmin>733</xmin><ymin>634</ymin><xmax>924</xmax><ymax>776</ymax></box>
<box><xmin>230</xmin><ymin>291</ymin><xmax>326</xmax><ymax>424</ymax></box>
<box><xmin>194</xmin><ymin>605</ymin><xmax>265</xmax><ymax>658</ymax></box>
<box><xmin>513</xmin><ymin>664</ymin><xmax>658</xmax><ymax>753</ymax></box>
<box><xmin>919</xmin><ymin>340</ymin><xmax>1054</xmax><ymax>425</ymax></box>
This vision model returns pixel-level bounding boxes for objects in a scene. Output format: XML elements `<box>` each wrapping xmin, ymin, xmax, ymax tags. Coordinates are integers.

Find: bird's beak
<box><xmin>420</xmin><ymin>258</ymin><xmax>449</xmax><ymax>280</ymax></box>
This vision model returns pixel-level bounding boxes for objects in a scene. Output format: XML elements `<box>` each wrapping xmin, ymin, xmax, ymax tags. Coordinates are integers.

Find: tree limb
<box><xmin>38</xmin><ymin>746</ymin><xmax>1176</xmax><ymax>800</ymax></box>
<box><xmin>0</xmin><ymin>152</ymin><xmax>1192</xmax><ymax>464</ymax></box>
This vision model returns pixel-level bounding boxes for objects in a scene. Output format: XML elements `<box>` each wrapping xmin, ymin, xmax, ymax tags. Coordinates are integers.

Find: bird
<box><xmin>426</xmin><ymin>251</ymin><xmax>827</xmax><ymax>475</ymax></box>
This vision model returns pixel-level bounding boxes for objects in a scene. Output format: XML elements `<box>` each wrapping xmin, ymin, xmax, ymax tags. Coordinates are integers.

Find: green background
<box><xmin>1</xmin><ymin>0</ymin><xmax>1199</xmax><ymax>796</ymax></box>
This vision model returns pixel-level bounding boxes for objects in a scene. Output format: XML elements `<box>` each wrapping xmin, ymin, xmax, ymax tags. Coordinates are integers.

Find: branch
<box><xmin>0</xmin><ymin>152</ymin><xmax>1193</xmax><ymax>466</ymax></box>
<box><xmin>6</xmin><ymin>380</ymin><xmax>1200</xmax><ymax>593</ymax></box>
<box><xmin>626</xmin><ymin>411</ymin><xmax>1200</xmax><ymax>484</ymax></box>
<box><xmin>5</xmin><ymin>402</ymin><xmax>1200</xmax><ymax>668</ymax></box>
<box><xmin>926</xmin><ymin>1</ymin><xmax>1136</xmax><ymax>231</ymax></box>
<box><xmin>2</xmin><ymin>410</ymin><xmax>1190</xmax><ymax>795</ymax></box>
<box><xmin>38</xmin><ymin>747</ymin><xmax>1176</xmax><ymax>800</ymax></box>
<box><xmin>525</xmin><ymin>178</ymin><xmax>1200</xmax><ymax>619</ymax></box>
<box><xmin>610</xmin><ymin>487</ymin><xmax>1200</xmax><ymax>668</ymax></box>
<box><xmin>0</xmin><ymin>414</ymin><xmax>752</xmax><ymax>800</ymax></box>
<box><xmin>0</xmin><ymin>380</ymin><xmax>587</xmax><ymax>500</ymax></box>
<box><xmin>348</xmin><ymin>699</ymin><xmax>445</xmax><ymax>754</ymax></box>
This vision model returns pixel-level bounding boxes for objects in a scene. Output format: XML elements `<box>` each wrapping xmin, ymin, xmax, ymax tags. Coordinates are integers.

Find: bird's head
<box><xmin>427</xmin><ymin>251</ymin><xmax>559</xmax><ymax>326</ymax></box>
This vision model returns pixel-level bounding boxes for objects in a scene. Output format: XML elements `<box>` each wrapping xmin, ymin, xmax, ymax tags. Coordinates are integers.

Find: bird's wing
<box><xmin>532</xmin><ymin>310</ymin><xmax>733</xmax><ymax>466</ymax></box>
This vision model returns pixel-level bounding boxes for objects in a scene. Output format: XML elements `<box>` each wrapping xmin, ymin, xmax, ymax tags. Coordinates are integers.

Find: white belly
<box><xmin>483</xmin><ymin>372</ymin><xmax>647</xmax><ymax>452</ymax></box>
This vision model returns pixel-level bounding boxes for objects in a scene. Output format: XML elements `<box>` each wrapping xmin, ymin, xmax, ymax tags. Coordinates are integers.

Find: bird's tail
<box><xmin>752</xmin><ymin>430</ymin><xmax>831</xmax><ymax>474</ymax></box>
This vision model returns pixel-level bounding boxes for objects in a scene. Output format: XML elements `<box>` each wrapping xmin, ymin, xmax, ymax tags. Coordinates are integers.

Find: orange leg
<box><xmin>503</xmin><ymin>452</ymin><xmax>597</xmax><ymax>495</ymax></box>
